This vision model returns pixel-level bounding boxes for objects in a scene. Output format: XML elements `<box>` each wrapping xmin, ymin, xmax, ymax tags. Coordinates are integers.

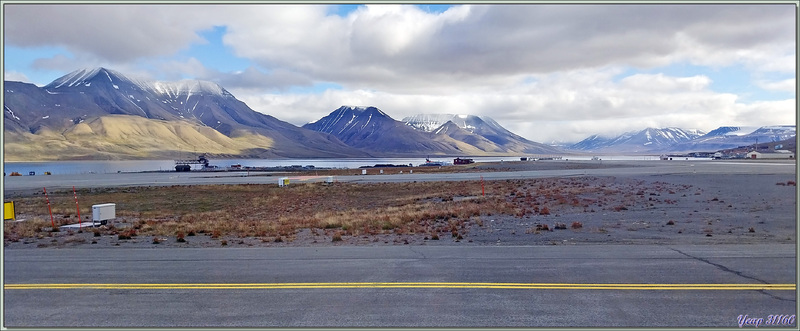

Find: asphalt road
<box><xmin>3</xmin><ymin>244</ymin><xmax>796</xmax><ymax>327</ymax></box>
<box><xmin>3</xmin><ymin>159</ymin><xmax>797</xmax><ymax>194</ymax></box>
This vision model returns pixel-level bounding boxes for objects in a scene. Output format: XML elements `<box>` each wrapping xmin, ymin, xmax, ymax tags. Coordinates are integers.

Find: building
<box><xmin>746</xmin><ymin>150</ymin><xmax>795</xmax><ymax>159</ymax></box>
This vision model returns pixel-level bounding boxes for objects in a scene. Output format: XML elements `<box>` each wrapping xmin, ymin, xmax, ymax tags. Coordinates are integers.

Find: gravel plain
<box><xmin>5</xmin><ymin>160</ymin><xmax>796</xmax><ymax>250</ymax></box>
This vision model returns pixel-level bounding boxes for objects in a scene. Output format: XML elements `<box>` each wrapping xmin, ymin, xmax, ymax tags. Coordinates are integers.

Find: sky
<box><xmin>3</xmin><ymin>3</ymin><xmax>797</xmax><ymax>144</ymax></box>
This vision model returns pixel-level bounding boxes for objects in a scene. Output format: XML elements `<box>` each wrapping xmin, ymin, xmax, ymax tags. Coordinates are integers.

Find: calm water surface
<box><xmin>3</xmin><ymin>155</ymin><xmax>709</xmax><ymax>175</ymax></box>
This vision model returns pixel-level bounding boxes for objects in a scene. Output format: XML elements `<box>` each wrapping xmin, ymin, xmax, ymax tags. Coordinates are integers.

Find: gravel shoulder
<box><xmin>4</xmin><ymin>161</ymin><xmax>796</xmax><ymax>249</ymax></box>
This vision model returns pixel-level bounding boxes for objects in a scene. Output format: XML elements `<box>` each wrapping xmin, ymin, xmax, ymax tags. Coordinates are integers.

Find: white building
<box><xmin>746</xmin><ymin>150</ymin><xmax>795</xmax><ymax>159</ymax></box>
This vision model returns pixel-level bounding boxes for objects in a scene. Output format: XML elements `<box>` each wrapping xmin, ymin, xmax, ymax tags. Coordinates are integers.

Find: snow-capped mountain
<box><xmin>302</xmin><ymin>106</ymin><xmax>399</xmax><ymax>147</ymax></box>
<box><xmin>431</xmin><ymin>121</ymin><xmax>510</xmax><ymax>153</ymax></box>
<box><xmin>36</xmin><ymin>67</ymin><xmax>238</xmax><ymax>127</ymax></box>
<box><xmin>302</xmin><ymin>106</ymin><xmax>485</xmax><ymax>156</ymax></box>
<box><xmin>569</xmin><ymin>127</ymin><xmax>705</xmax><ymax>153</ymax></box>
<box><xmin>404</xmin><ymin>114</ymin><xmax>517</xmax><ymax>142</ymax></box>
<box><xmin>403</xmin><ymin>113</ymin><xmax>560</xmax><ymax>154</ymax></box>
<box><xmin>4</xmin><ymin>67</ymin><xmax>369</xmax><ymax>159</ymax></box>
<box><xmin>748</xmin><ymin>126</ymin><xmax>796</xmax><ymax>140</ymax></box>
<box><xmin>701</xmin><ymin>126</ymin><xmax>762</xmax><ymax>137</ymax></box>
<box><xmin>669</xmin><ymin>125</ymin><xmax>796</xmax><ymax>152</ymax></box>
<box><xmin>570</xmin><ymin>125</ymin><xmax>796</xmax><ymax>153</ymax></box>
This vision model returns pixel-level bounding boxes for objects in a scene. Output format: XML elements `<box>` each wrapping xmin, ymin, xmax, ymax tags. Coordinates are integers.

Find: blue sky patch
<box><xmin>4</xmin><ymin>46</ymin><xmax>75</xmax><ymax>85</ymax></box>
<box><xmin>613</xmin><ymin>62</ymin><xmax>794</xmax><ymax>103</ymax></box>
<box><xmin>182</xmin><ymin>25</ymin><xmax>252</xmax><ymax>74</ymax></box>
<box><xmin>328</xmin><ymin>4</ymin><xmax>362</xmax><ymax>17</ymax></box>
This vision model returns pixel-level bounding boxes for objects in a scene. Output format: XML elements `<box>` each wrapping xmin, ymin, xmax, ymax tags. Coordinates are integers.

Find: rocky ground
<box><xmin>4</xmin><ymin>163</ymin><xmax>796</xmax><ymax>249</ymax></box>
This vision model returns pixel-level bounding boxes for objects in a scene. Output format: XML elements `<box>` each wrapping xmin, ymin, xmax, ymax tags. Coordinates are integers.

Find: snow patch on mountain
<box><xmin>570</xmin><ymin>127</ymin><xmax>705</xmax><ymax>152</ymax></box>
<box><xmin>403</xmin><ymin>114</ymin><xmax>463</xmax><ymax>132</ymax></box>
<box><xmin>45</xmin><ymin>67</ymin><xmax>231</xmax><ymax>98</ymax></box>
<box><xmin>151</xmin><ymin>80</ymin><xmax>228</xmax><ymax>98</ymax></box>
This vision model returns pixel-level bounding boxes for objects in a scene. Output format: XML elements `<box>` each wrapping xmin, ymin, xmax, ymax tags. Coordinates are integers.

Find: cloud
<box><xmin>621</xmin><ymin>73</ymin><xmax>711</xmax><ymax>92</ymax></box>
<box><xmin>3</xmin><ymin>71</ymin><xmax>30</xmax><ymax>82</ymax></box>
<box><xmin>755</xmin><ymin>78</ymin><xmax>796</xmax><ymax>92</ymax></box>
<box><xmin>215</xmin><ymin>4</ymin><xmax>795</xmax><ymax>93</ymax></box>
<box><xmin>4</xmin><ymin>5</ymin><xmax>219</xmax><ymax>62</ymax></box>
<box><xmin>7</xmin><ymin>4</ymin><xmax>794</xmax><ymax>92</ymax></box>
<box><xmin>5</xmin><ymin>4</ymin><xmax>796</xmax><ymax>144</ymax></box>
<box><xmin>232</xmin><ymin>68</ymin><xmax>795</xmax><ymax>143</ymax></box>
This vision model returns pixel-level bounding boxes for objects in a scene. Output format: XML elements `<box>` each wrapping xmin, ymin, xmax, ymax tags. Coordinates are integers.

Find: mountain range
<box><xmin>3</xmin><ymin>68</ymin><xmax>557</xmax><ymax>161</ymax></box>
<box><xmin>3</xmin><ymin>68</ymin><xmax>373</xmax><ymax>160</ymax></box>
<box><xmin>3</xmin><ymin>67</ymin><xmax>794</xmax><ymax>161</ymax></box>
<box><xmin>568</xmin><ymin>126</ymin><xmax>796</xmax><ymax>153</ymax></box>
<box><xmin>402</xmin><ymin>114</ymin><xmax>555</xmax><ymax>154</ymax></box>
<box><xmin>569</xmin><ymin>127</ymin><xmax>706</xmax><ymax>153</ymax></box>
<box><xmin>301</xmin><ymin>107</ymin><xmax>559</xmax><ymax>156</ymax></box>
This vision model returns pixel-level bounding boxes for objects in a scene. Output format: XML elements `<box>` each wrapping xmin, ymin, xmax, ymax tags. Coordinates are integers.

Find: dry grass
<box><xmin>5</xmin><ymin>176</ymin><xmax>693</xmax><ymax>243</ymax></box>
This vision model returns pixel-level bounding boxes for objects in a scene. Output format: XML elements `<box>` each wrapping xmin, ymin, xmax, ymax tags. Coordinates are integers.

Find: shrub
<box><xmin>571</xmin><ymin>222</ymin><xmax>583</xmax><ymax>229</ymax></box>
<box><xmin>431</xmin><ymin>233</ymin><xmax>439</xmax><ymax>240</ymax></box>
<box><xmin>749</xmin><ymin>227</ymin><xmax>755</xmax><ymax>233</ymax></box>
<box><xmin>666</xmin><ymin>220</ymin><xmax>675</xmax><ymax>225</ymax></box>
<box><xmin>118</xmin><ymin>230</ymin><xmax>134</xmax><ymax>240</ymax></box>
<box><xmin>554</xmin><ymin>222</ymin><xmax>567</xmax><ymax>230</ymax></box>
<box><xmin>152</xmin><ymin>237</ymin><xmax>160</xmax><ymax>244</ymax></box>
<box><xmin>539</xmin><ymin>206</ymin><xmax>550</xmax><ymax>215</ymax></box>
<box><xmin>176</xmin><ymin>231</ymin><xmax>186</xmax><ymax>243</ymax></box>
<box><xmin>332</xmin><ymin>232</ymin><xmax>343</xmax><ymax>242</ymax></box>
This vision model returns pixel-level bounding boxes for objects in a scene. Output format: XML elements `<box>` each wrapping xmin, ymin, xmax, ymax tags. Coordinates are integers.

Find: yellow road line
<box><xmin>4</xmin><ymin>282</ymin><xmax>796</xmax><ymax>290</ymax></box>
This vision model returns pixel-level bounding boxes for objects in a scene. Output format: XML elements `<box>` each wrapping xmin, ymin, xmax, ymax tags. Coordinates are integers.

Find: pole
<box><xmin>481</xmin><ymin>176</ymin><xmax>485</xmax><ymax>197</ymax></box>
<box><xmin>73</xmin><ymin>186</ymin><xmax>81</xmax><ymax>230</ymax></box>
<box><xmin>43</xmin><ymin>187</ymin><xmax>54</xmax><ymax>228</ymax></box>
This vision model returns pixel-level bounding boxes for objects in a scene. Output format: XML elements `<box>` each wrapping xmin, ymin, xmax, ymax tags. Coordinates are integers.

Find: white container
<box><xmin>362</xmin><ymin>169</ymin><xmax>367</xmax><ymax>175</ymax></box>
<box><xmin>326</xmin><ymin>176</ymin><xmax>334</xmax><ymax>184</ymax></box>
<box><xmin>92</xmin><ymin>203</ymin><xmax>116</xmax><ymax>225</ymax></box>
<box><xmin>279</xmin><ymin>177</ymin><xmax>289</xmax><ymax>187</ymax></box>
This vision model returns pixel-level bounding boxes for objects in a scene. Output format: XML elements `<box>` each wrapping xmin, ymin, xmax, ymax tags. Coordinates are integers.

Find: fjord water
<box><xmin>3</xmin><ymin>155</ymin><xmax>708</xmax><ymax>176</ymax></box>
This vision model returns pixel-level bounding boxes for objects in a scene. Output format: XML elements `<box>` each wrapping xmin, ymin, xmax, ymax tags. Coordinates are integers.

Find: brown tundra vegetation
<box><xmin>7</xmin><ymin>174</ymin><xmax>791</xmax><ymax>247</ymax></box>
<box><xmin>5</xmin><ymin>177</ymin><xmax>652</xmax><ymax>243</ymax></box>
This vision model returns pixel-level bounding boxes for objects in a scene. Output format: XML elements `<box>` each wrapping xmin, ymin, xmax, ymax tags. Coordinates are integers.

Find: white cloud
<box><xmin>5</xmin><ymin>4</ymin><xmax>796</xmax><ymax>144</ymax></box>
<box><xmin>3</xmin><ymin>71</ymin><xmax>30</xmax><ymax>83</ymax></box>
<box><xmin>732</xmin><ymin>99</ymin><xmax>797</xmax><ymax>125</ymax></box>
<box><xmin>755</xmin><ymin>78</ymin><xmax>796</xmax><ymax>92</ymax></box>
<box><xmin>233</xmin><ymin>68</ymin><xmax>795</xmax><ymax>143</ymax></box>
<box><xmin>621</xmin><ymin>74</ymin><xmax>711</xmax><ymax>92</ymax></box>
<box><xmin>4</xmin><ymin>5</ymin><xmax>223</xmax><ymax>62</ymax></box>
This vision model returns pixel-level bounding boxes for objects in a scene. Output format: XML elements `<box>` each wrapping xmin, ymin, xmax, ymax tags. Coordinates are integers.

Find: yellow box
<box><xmin>4</xmin><ymin>201</ymin><xmax>15</xmax><ymax>221</ymax></box>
